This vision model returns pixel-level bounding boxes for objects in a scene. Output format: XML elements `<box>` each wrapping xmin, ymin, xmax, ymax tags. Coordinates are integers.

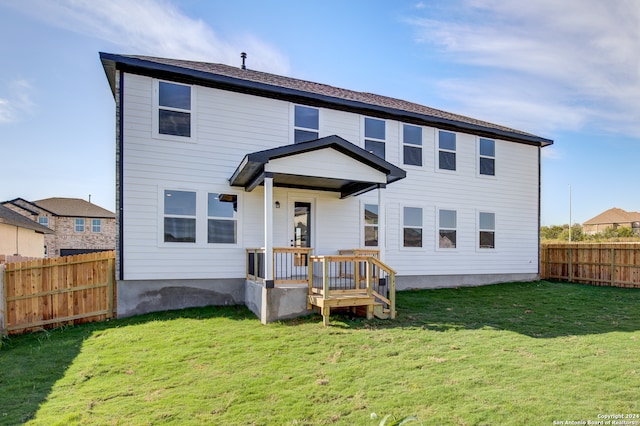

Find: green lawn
<box><xmin>1</xmin><ymin>281</ymin><xmax>639</xmax><ymax>425</ymax></box>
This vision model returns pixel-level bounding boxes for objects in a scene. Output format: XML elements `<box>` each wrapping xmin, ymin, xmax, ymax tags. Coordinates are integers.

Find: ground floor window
<box><xmin>364</xmin><ymin>204</ymin><xmax>378</xmax><ymax>246</ymax></box>
<box><xmin>164</xmin><ymin>190</ymin><xmax>196</xmax><ymax>243</ymax></box>
<box><xmin>208</xmin><ymin>193</ymin><xmax>238</xmax><ymax>244</ymax></box>
<box><xmin>403</xmin><ymin>206</ymin><xmax>423</xmax><ymax>247</ymax></box>
<box><xmin>479</xmin><ymin>212</ymin><xmax>495</xmax><ymax>249</ymax></box>
<box><xmin>438</xmin><ymin>209</ymin><xmax>457</xmax><ymax>248</ymax></box>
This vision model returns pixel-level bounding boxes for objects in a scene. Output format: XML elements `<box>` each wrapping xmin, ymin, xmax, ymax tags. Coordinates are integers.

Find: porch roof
<box><xmin>228</xmin><ymin>135</ymin><xmax>406</xmax><ymax>198</ymax></box>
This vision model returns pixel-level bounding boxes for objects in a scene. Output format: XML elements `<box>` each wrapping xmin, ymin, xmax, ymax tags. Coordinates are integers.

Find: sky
<box><xmin>0</xmin><ymin>0</ymin><xmax>638</xmax><ymax>226</ymax></box>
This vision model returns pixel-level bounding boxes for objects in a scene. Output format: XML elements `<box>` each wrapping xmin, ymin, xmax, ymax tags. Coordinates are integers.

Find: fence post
<box><xmin>610</xmin><ymin>247</ymin><xmax>615</xmax><ymax>287</ymax></box>
<box><xmin>0</xmin><ymin>264</ymin><xmax>6</xmax><ymax>337</ymax></box>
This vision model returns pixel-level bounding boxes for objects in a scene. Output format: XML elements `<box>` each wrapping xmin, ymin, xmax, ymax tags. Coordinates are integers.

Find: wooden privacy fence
<box><xmin>540</xmin><ymin>243</ymin><xmax>640</xmax><ymax>288</ymax></box>
<box><xmin>1</xmin><ymin>251</ymin><xmax>116</xmax><ymax>336</ymax></box>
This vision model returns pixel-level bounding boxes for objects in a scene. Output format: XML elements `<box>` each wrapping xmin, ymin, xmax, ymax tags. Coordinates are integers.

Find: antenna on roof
<box><xmin>240</xmin><ymin>52</ymin><xmax>247</xmax><ymax>70</ymax></box>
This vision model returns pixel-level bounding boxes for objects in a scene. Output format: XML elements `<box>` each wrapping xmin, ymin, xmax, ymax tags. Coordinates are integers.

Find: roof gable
<box><xmin>229</xmin><ymin>135</ymin><xmax>406</xmax><ymax>198</ymax></box>
<box><xmin>0</xmin><ymin>205</ymin><xmax>53</xmax><ymax>234</ymax></box>
<box><xmin>100</xmin><ymin>52</ymin><xmax>553</xmax><ymax>147</ymax></box>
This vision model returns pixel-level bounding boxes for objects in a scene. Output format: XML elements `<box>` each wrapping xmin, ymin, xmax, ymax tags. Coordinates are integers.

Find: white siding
<box><xmin>121</xmin><ymin>72</ymin><xmax>541</xmax><ymax>281</ymax></box>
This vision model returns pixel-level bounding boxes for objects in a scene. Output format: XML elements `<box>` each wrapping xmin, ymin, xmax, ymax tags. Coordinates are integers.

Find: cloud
<box><xmin>0</xmin><ymin>79</ymin><xmax>34</xmax><ymax>124</ymax></box>
<box><xmin>407</xmin><ymin>0</ymin><xmax>640</xmax><ymax>136</ymax></box>
<box><xmin>4</xmin><ymin>0</ymin><xmax>290</xmax><ymax>75</ymax></box>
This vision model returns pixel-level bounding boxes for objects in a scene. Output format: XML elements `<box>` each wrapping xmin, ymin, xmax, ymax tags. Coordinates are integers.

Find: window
<box><xmin>403</xmin><ymin>207</ymin><xmax>423</xmax><ymax>247</ymax></box>
<box><xmin>38</xmin><ymin>216</ymin><xmax>49</xmax><ymax>228</ymax></box>
<box><xmin>92</xmin><ymin>219</ymin><xmax>102</xmax><ymax>233</ymax></box>
<box><xmin>208</xmin><ymin>193</ymin><xmax>238</xmax><ymax>244</ymax></box>
<box><xmin>164</xmin><ymin>190</ymin><xmax>196</xmax><ymax>243</ymax></box>
<box><xmin>364</xmin><ymin>117</ymin><xmax>385</xmax><ymax>159</ymax></box>
<box><xmin>438</xmin><ymin>209</ymin><xmax>457</xmax><ymax>248</ymax></box>
<box><xmin>479</xmin><ymin>212</ymin><xmax>495</xmax><ymax>249</ymax></box>
<box><xmin>364</xmin><ymin>204</ymin><xmax>378</xmax><ymax>247</ymax></box>
<box><xmin>438</xmin><ymin>131</ymin><xmax>456</xmax><ymax>171</ymax></box>
<box><xmin>75</xmin><ymin>218</ymin><xmax>85</xmax><ymax>232</ymax></box>
<box><xmin>403</xmin><ymin>124</ymin><xmax>422</xmax><ymax>166</ymax></box>
<box><xmin>294</xmin><ymin>105</ymin><xmax>319</xmax><ymax>143</ymax></box>
<box><xmin>157</xmin><ymin>81</ymin><xmax>192</xmax><ymax>138</ymax></box>
<box><xmin>479</xmin><ymin>138</ymin><xmax>495</xmax><ymax>176</ymax></box>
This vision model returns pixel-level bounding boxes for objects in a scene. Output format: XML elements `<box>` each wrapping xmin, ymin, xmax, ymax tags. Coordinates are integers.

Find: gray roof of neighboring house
<box><xmin>0</xmin><ymin>205</ymin><xmax>54</xmax><ymax>234</ymax></box>
<box><xmin>32</xmin><ymin>198</ymin><xmax>116</xmax><ymax>218</ymax></box>
<box><xmin>583</xmin><ymin>208</ymin><xmax>640</xmax><ymax>225</ymax></box>
<box><xmin>100</xmin><ymin>52</ymin><xmax>554</xmax><ymax>148</ymax></box>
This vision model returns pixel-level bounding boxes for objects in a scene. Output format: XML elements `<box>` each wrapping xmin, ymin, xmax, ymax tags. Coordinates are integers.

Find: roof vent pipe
<box><xmin>241</xmin><ymin>52</ymin><xmax>247</xmax><ymax>70</ymax></box>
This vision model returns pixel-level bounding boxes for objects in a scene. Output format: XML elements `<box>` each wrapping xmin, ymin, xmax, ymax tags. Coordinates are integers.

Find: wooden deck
<box><xmin>246</xmin><ymin>248</ymin><xmax>397</xmax><ymax>326</ymax></box>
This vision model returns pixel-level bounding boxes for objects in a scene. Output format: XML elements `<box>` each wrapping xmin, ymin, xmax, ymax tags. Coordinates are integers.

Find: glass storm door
<box><xmin>292</xmin><ymin>201</ymin><xmax>311</xmax><ymax>267</ymax></box>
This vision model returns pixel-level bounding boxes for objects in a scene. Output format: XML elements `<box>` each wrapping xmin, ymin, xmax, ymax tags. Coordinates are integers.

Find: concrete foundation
<box><xmin>116</xmin><ymin>273</ymin><xmax>539</xmax><ymax>322</ymax></box>
<box><xmin>396</xmin><ymin>273</ymin><xmax>539</xmax><ymax>291</ymax></box>
<box><xmin>117</xmin><ymin>278</ymin><xmax>245</xmax><ymax>318</ymax></box>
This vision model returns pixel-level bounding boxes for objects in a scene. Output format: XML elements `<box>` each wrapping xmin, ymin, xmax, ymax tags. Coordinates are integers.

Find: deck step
<box><xmin>373</xmin><ymin>305</ymin><xmax>389</xmax><ymax>319</ymax></box>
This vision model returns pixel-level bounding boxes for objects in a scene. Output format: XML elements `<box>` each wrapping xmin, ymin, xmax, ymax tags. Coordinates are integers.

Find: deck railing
<box><xmin>309</xmin><ymin>253</ymin><xmax>396</xmax><ymax>319</ymax></box>
<box><xmin>246</xmin><ymin>247</ymin><xmax>314</xmax><ymax>284</ymax></box>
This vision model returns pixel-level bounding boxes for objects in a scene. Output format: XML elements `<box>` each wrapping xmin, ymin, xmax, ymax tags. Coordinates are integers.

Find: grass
<box><xmin>1</xmin><ymin>281</ymin><xmax>639</xmax><ymax>425</ymax></box>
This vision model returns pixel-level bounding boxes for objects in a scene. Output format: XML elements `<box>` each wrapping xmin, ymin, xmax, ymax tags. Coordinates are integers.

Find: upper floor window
<box><xmin>294</xmin><ymin>105</ymin><xmax>319</xmax><ymax>143</ymax></box>
<box><xmin>38</xmin><ymin>216</ymin><xmax>49</xmax><ymax>228</ymax></box>
<box><xmin>403</xmin><ymin>124</ymin><xmax>422</xmax><ymax>166</ymax></box>
<box><xmin>479</xmin><ymin>138</ymin><xmax>495</xmax><ymax>176</ymax></box>
<box><xmin>438</xmin><ymin>131</ymin><xmax>456</xmax><ymax>171</ymax></box>
<box><xmin>403</xmin><ymin>207</ymin><xmax>423</xmax><ymax>248</ymax></box>
<box><xmin>208</xmin><ymin>193</ymin><xmax>238</xmax><ymax>244</ymax></box>
<box><xmin>156</xmin><ymin>81</ymin><xmax>192</xmax><ymax>138</ymax></box>
<box><xmin>164</xmin><ymin>190</ymin><xmax>196</xmax><ymax>243</ymax></box>
<box><xmin>364</xmin><ymin>117</ymin><xmax>385</xmax><ymax>159</ymax></box>
<box><xmin>364</xmin><ymin>204</ymin><xmax>378</xmax><ymax>247</ymax></box>
<box><xmin>479</xmin><ymin>212</ymin><xmax>495</xmax><ymax>249</ymax></box>
<box><xmin>75</xmin><ymin>218</ymin><xmax>85</xmax><ymax>233</ymax></box>
<box><xmin>92</xmin><ymin>219</ymin><xmax>102</xmax><ymax>233</ymax></box>
<box><xmin>438</xmin><ymin>209</ymin><xmax>457</xmax><ymax>249</ymax></box>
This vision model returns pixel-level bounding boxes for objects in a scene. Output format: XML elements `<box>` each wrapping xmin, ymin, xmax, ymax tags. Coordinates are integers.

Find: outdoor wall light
<box><xmin>275</xmin><ymin>201</ymin><xmax>281</xmax><ymax>208</ymax></box>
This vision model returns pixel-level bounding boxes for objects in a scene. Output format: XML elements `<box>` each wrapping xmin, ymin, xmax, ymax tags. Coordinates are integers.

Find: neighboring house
<box><xmin>100</xmin><ymin>52</ymin><xmax>553</xmax><ymax>321</ymax></box>
<box><xmin>0</xmin><ymin>204</ymin><xmax>53</xmax><ymax>259</ymax></box>
<box><xmin>1</xmin><ymin>198</ymin><xmax>116</xmax><ymax>257</ymax></box>
<box><xmin>582</xmin><ymin>208</ymin><xmax>640</xmax><ymax>235</ymax></box>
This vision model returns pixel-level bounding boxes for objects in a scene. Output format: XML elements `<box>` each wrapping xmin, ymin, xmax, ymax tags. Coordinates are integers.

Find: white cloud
<box><xmin>407</xmin><ymin>0</ymin><xmax>640</xmax><ymax>136</ymax></box>
<box><xmin>0</xmin><ymin>79</ymin><xmax>34</xmax><ymax>124</ymax></box>
<box><xmin>3</xmin><ymin>0</ymin><xmax>290</xmax><ymax>75</ymax></box>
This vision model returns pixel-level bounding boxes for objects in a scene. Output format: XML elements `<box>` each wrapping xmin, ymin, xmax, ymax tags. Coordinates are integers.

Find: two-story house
<box><xmin>2</xmin><ymin>198</ymin><xmax>116</xmax><ymax>257</ymax></box>
<box><xmin>100</xmin><ymin>52</ymin><xmax>553</xmax><ymax>322</ymax></box>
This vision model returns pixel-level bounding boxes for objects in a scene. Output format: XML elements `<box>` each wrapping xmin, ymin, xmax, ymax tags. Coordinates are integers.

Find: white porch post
<box><xmin>264</xmin><ymin>172</ymin><xmax>274</xmax><ymax>288</ymax></box>
<box><xmin>377</xmin><ymin>184</ymin><xmax>386</xmax><ymax>262</ymax></box>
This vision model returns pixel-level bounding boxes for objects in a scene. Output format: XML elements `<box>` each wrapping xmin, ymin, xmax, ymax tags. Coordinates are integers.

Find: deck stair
<box><xmin>307</xmin><ymin>253</ymin><xmax>397</xmax><ymax>326</ymax></box>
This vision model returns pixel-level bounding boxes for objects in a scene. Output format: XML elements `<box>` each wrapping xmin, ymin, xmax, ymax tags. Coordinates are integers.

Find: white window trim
<box><xmin>158</xmin><ymin>187</ymin><xmax>242</xmax><ymax>248</ymax></box>
<box><xmin>152</xmin><ymin>79</ymin><xmax>197</xmax><ymax>143</ymax></box>
<box><xmin>361</xmin><ymin>201</ymin><xmax>379</xmax><ymax>248</ymax></box>
<box><xmin>92</xmin><ymin>219</ymin><xmax>102</xmax><ymax>233</ymax></box>
<box><xmin>401</xmin><ymin>123</ymin><xmax>424</xmax><ymax>168</ymax></box>
<box><xmin>477</xmin><ymin>210</ymin><xmax>496</xmax><ymax>251</ymax></box>
<box><xmin>207</xmin><ymin>192</ymin><xmax>241</xmax><ymax>246</ymax></box>
<box><xmin>75</xmin><ymin>218</ymin><xmax>85</xmax><ymax>233</ymax></box>
<box><xmin>436</xmin><ymin>207</ymin><xmax>458</xmax><ymax>251</ymax></box>
<box><xmin>291</xmin><ymin>104</ymin><xmax>321</xmax><ymax>144</ymax></box>
<box><xmin>477</xmin><ymin>137</ymin><xmax>497</xmax><ymax>178</ymax></box>
<box><xmin>435</xmin><ymin>129</ymin><xmax>457</xmax><ymax>174</ymax></box>
<box><xmin>362</xmin><ymin>116</ymin><xmax>386</xmax><ymax>158</ymax></box>
<box><xmin>38</xmin><ymin>216</ymin><xmax>49</xmax><ymax>227</ymax></box>
<box><xmin>400</xmin><ymin>205</ymin><xmax>425</xmax><ymax>250</ymax></box>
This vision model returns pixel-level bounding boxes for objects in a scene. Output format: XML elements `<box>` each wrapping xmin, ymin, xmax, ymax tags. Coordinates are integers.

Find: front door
<box><xmin>292</xmin><ymin>200</ymin><xmax>312</xmax><ymax>267</ymax></box>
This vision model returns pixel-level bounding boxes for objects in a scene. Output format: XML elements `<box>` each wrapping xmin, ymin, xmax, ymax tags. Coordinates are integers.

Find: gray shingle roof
<box><xmin>33</xmin><ymin>198</ymin><xmax>115</xmax><ymax>218</ymax></box>
<box><xmin>0</xmin><ymin>205</ymin><xmax>53</xmax><ymax>233</ymax></box>
<box><xmin>100</xmin><ymin>52</ymin><xmax>553</xmax><ymax>147</ymax></box>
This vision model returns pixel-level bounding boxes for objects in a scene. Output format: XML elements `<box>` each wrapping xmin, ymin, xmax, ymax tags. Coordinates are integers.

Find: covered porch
<box><xmin>229</xmin><ymin>135</ymin><xmax>405</xmax><ymax>325</ymax></box>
